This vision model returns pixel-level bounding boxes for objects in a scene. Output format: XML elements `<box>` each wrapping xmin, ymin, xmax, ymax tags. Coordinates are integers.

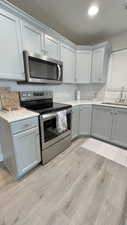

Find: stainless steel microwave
<box><xmin>23</xmin><ymin>51</ymin><xmax>63</xmax><ymax>84</ymax></box>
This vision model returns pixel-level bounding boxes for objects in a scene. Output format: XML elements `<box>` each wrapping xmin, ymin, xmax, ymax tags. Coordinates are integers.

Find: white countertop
<box><xmin>56</xmin><ymin>100</ymin><xmax>127</xmax><ymax>109</ymax></box>
<box><xmin>1</xmin><ymin>100</ymin><xmax>127</xmax><ymax>124</ymax></box>
<box><xmin>0</xmin><ymin>108</ymin><xmax>39</xmax><ymax>123</ymax></box>
<box><xmin>56</xmin><ymin>100</ymin><xmax>102</xmax><ymax>106</ymax></box>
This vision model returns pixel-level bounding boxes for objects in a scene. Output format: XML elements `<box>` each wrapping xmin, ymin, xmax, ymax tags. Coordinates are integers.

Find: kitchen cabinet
<box><xmin>91</xmin><ymin>105</ymin><xmax>113</xmax><ymax>141</ymax></box>
<box><xmin>0</xmin><ymin>8</ymin><xmax>24</xmax><ymax>80</ymax></box>
<box><xmin>22</xmin><ymin>21</ymin><xmax>45</xmax><ymax>54</ymax></box>
<box><xmin>79</xmin><ymin>105</ymin><xmax>92</xmax><ymax>135</ymax></box>
<box><xmin>111</xmin><ymin>109</ymin><xmax>127</xmax><ymax>148</ymax></box>
<box><xmin>72</xmin><ymin>106</ymin><xmax>80</xmax><ymax>139</ymax></box>
<box><xmin>45</xmin><ymin>34</ymin><xmax>60</xmax><ymax>59</ymax></box>
<box><xmin>72</xmin><ymin>105</ymin><xmax>92</xmax><ymax>139</ymax></box>
<box><xmin>76</xmin><ymin>50</ymin><xmax>92</xmax><ymax>83</ymax></box>
<box><xmin>91</xmin><ymin>44</ymin><xmax>111</xmax><ymax>83</ymax></box>
<box><xmin>61</xmin><ymin>44</ymin><xmax>76</xmax><ymax>83</ymax></box>
<box><xmin>1</xmin><ymin>116</ymin><xmax>41</xmax><ymax>179</ymax></box>
<box><xmin>13</xmin><ymin>127</ymin><xmax>40</xmax><ymax>177</ymax></box>
<box><xmin>91</xmin><ymin>48</ymin><xmax>105</xmax><ymax>83</ymax></box>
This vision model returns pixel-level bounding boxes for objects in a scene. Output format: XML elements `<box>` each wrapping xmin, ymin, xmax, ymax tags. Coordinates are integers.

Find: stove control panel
<box><xmin>20</xmin><ymin>91</ymin><xmax>53</xmax><ymax>101</ymax></box>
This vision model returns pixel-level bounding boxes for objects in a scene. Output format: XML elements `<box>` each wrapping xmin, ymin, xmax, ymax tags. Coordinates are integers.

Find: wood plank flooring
<box><xmin>0</xmin><ymin>138</ymin><xmax>127</xmax><ymax>225</ymax></box>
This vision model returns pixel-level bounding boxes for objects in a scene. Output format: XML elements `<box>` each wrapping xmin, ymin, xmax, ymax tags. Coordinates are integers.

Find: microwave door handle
<box><xmin>57</xmin><ymin>64</ymin><xmax>61</xmax><ymax>81</ymax></box>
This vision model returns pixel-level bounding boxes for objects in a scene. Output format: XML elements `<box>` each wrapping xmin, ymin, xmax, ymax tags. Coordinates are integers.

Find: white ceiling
<box><xmin>7</xmin><ymin>0</ymin><xmax>127</xmax><ymax>44</ymax></box>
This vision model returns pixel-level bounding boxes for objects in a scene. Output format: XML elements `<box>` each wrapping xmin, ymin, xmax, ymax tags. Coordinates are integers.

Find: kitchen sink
<box><xmin>102</xmin><ymin>102</ymin><xmax>127</xmax><ymax>106</ymax></box>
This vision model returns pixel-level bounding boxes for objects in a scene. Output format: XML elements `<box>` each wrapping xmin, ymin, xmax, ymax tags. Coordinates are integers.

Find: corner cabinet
<box><xmin>61</xmin><ymin>44</ymin><xmax>76</xmax><ymax>83</ymax></box>
<box><xmin>72</xmin><ymin>106</ymin><xmax>80</xmax><ymax>139</ymax></box>
<box><xmin>72</xmin><ymin>105</ymin><xmax>92</xmax><ymax>139</ymax></box>
<box><xmin>91</xmin><ymin>105</ymin><xmax>113</xmax><ymax>141</ymax></box>
<box><xmin>91</xmin><ymin>44</ymin><xmax>111</xmax><ymax>83</ymax></box>
<box><xmin>21</xmin><ymin>21</ymin><xmax>45</xmax><ymax>54</ymax></box>
<box><xmin>79</xmin><ymin>105</ymin><xmax>92</xmax><ymax>135</ymax></box>
<box><xmin>76</xmin><ymin>50</ymin><xmax>92</xmax><ymax>83</ymax></box>
<box><xmin>45</xmin><ymin>35</ymin><xmax>60</xmax><ymax>59</ymax></box>
<box><xmin>0</xmin><ymin>8</ymin><xmax>24</xmax><ymax>80</ymax></box>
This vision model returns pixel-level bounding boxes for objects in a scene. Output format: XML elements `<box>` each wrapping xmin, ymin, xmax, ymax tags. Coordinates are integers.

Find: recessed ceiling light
<box><xmin>88</xmin><ymin>5</ymin><xmax>99</xmax><ymax>17</ymax></box>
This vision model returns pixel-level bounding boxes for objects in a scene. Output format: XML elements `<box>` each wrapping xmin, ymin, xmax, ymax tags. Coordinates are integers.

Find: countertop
<box><xmin>0</xmin><ymin>108</ymin><xmax>39</xmax><ymax>123</ymax></box>
<box><xmin>56</xmin><ymin>100</ymin><xmax>102</xmax><ymax>106</ymax></box>
<box><xmin>56</xmin><ymin>100</ymin><xmax>127</xmax><ymax>109</ymax></box>
<box><xmin>1</xmin><ymin>100</ymin><xmax>127</xmax><ymax>124</ymax></box>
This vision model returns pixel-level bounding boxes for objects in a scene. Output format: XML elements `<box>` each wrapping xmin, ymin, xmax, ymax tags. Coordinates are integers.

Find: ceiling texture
<box><xmin>7</xmin><ymin>0</ymin><xmax>127</xmax><ymax>44</ymax></box>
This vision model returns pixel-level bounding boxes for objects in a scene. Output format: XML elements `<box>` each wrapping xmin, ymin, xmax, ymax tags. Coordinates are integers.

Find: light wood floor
<box><xmin>0</xmin><ymin>138</ymin><xmax>127</xmax><ymax>225</ymax></box>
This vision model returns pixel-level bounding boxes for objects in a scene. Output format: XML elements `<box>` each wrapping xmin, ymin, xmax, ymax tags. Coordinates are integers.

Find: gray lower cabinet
<box><xmin>92</xmin><ymin>105</ymin><xmax>127</xmax><ymax>149</ymax></box>
<box><xmin>79</xmin><ymin>105</ymin><xmax>92</xmax><ymax>135</ymax></box>
<box><xmin>13</xmin><ymin>127</ymin><xmax>41</xmax><ymax>177</ymax></box>
<box><xmin>1</xmin><ymin>116</ymin><xmax>41</xmax><ymax>179</ymax></box>
<box><xmin>72</xmin><ymin>106</ymin><xmax>80</xmax><ymax>139</ymax></box>
<box><xmin>91</xmin><ymin>105</ymin><xmax>113</xmax><ymax>141</ymax></box>
<box><xmin>111</xmin><ymin>108</ymin><xmax>127</xmax><ymax>148</ymax></box>
<box><xmin>72</xmin><ymin>105</ymin><xmax>92</xmax><ymax>139</ymax></box>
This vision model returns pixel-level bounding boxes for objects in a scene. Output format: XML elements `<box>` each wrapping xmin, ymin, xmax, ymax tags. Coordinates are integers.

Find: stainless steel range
<box><xmin>20</xmin><ymin>91</ymin><xmax>72</xmax><ymax>164</ymax></box>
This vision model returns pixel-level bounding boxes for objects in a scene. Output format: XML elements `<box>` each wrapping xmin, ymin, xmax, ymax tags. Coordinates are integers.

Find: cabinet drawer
<box><xmin>10</xmin><ymin>117</ymin><xmax>38</xmax><ymax>134</ymax></box>
<box><xmin>79</xmin><ymin>105</ymin><xmax>92</xmax><ymax>110</ymax></box>
<box><xmin>72</xmin><ymin>106</ymin><xmax>79</xmax><ymax>111</ymax></box>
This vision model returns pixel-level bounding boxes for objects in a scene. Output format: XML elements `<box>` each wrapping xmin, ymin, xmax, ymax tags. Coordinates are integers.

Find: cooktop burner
<box><xmin>26</xmin><ymin>102</ymin><xmax>72</xmax><ymax>114</ymax></box>
<box><xmin>20</xmin><ymin>91</ymin><xmax>72</xmax><ymax>114</ymax></box>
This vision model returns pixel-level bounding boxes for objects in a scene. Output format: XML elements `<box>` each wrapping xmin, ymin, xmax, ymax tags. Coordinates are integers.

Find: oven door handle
<box><xmin>41</xmin><ymin>109</ymin><xmax>72</xmax><ymax>121</ymax></box>
<box><xmin>41</xmin><ymin>112</ymin><xmax>57</xmax><ymax>121</ymax></box>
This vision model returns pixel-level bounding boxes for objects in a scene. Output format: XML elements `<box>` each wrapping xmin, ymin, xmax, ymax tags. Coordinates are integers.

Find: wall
<box><xmin>109</xmin><ymin>31</ymin><xmax>127</xmax><ymax>52</ymax></box>
<box><xmin>0</xmin><ymin>81</ymin><xmax>76</xmax><ymax>102</ymax></box>
<box><xmin>79</xmin><ymin>84</ymin><xmax>105</xmax><ymax>101</ymax></box>
<box><xmin>104</xmin><ymin>31</ymin><xmax>127</xmax><ymax>102</ymax></box>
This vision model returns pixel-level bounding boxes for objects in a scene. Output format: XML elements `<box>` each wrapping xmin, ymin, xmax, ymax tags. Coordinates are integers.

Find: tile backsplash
<box><xmin>79</xmin><ymin>84</ymin><xmax>106</xmax><ymax>101</ymax></box>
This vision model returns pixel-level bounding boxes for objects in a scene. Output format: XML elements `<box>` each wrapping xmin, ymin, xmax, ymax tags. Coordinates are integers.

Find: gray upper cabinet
<box><xmin>22</xmin><ymin>21</ymin><xmax>45</xmax><ymax>54</ymax></box>
<box><xmin>91</xmin><ymin>47</ymin><xmax>105</xmax><ymax>83</ymax></box>
<box><xmin>45</xmin><ymin>34</ymin><xmax>60</xmax><ymax>59</ymax></box>
<box><xmin>61</xmin><ymin>44</ymin><xmax>75</xmax><ymax>83</ymax></box>
<box><xmin>91</xmin><ymin>105</ymin><xmax>113</xmax><ymax>141</ymax></box>
<box><xmin>0</xmin><ymin>8</ymin><xmax>24</xmax><ymax>80</ymax></box>
<box><xmin>79</xmin><ymin>105</ymin><xmax>92</xmax><ymax>135</ymax></box>
<box><xmin>91</xmin><ymin>44</ymin><xmax>111</xmax><ymax>83</ymax></box>
<box><xmin>111</xmin><ymin>109</ymin><xmax>127</xmax><ymax>148</ymax></box>
<box><xmin>76</xmin><ymin>50</ymin><xmax>92</xmax><ymax>83</ymax></box>
<box><xmin>72</xmin><ymin>106</ymin><xmax>80</xmax><ymax>139</ymax></box>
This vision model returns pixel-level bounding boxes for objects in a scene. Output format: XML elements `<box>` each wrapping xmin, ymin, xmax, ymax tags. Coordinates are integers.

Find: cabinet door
<box><xmin>91</xmin><ymin>48</ymin><xmax>105</xmax><ymax>83</ymax></box>
<box><xmin>0</xmin><ymin>8</ymin><xmax>24</xmax><ymax>80</ymax></box>
<box><xmin>45</xmin><ymin>35</ymin><xmax>59</xmax><ymax>59</ymax></box>
<box><xmin>76</xmin><ymin>50</ymin><xmax>92</xmax><ymax>83</ymax></box>
<box><xmin>79</xmin><ymin>106</ymin><xmax>92</xmax><ymax>135</ymax></box>
<box><xmin>13</xmin><ymin>127</ymin><xmax>41</xmax><ymax>177</ymax></box>
<box><xmin>61</xmin><ymin>44</ymin><xmax>75</xmax><ymax>83</ymax></box>
<box><xmin>111</xmin><ymin>109</ymin><xmax>127</xmax><ymax>148</ymax></box>
<box><xmin>72</xmin><ymin>107</ymin><xmax>79</xmax><ymax>139</ymax></box>
<box><xmin>22</xmin><ymin>22</ymin><xmax>44</xmax><ymax>53</ymax></box>
<box><xmin>91</xmin><ymin>106</ymin><xmax>113</xmax><ymax>141</ymax></box>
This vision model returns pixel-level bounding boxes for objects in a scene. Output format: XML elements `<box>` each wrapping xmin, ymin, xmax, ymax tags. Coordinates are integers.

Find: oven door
<box><xmin>23</xmin><ymin>51</ymin><xmax>63</xmax><ymax>84</ymax></box>
<box><xmin>40</xmin><ymin>110</ymin><xmax>72</xmax><ymax>150</ymax></box>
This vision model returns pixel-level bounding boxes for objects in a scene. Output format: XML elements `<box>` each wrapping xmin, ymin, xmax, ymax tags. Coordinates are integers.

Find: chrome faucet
<box><xmin>119</xmin><ymin>86</ymin><xmax>125</xmax><ymax>103</ymax></box>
